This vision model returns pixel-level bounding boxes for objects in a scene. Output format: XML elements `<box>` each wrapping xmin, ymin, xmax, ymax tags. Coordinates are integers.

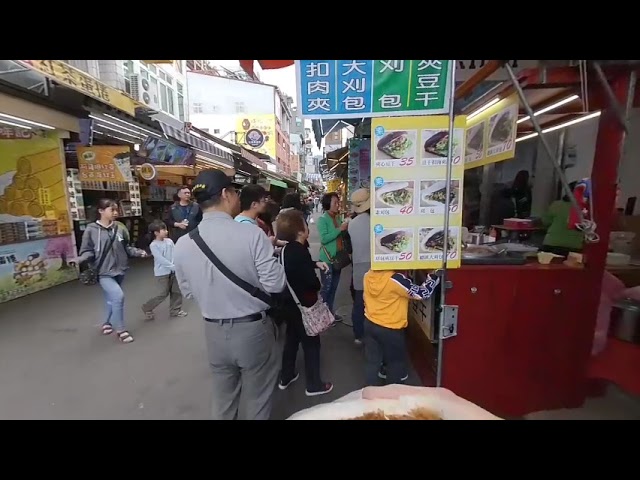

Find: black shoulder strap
<box><xmin>96</xmin><ymin>225</ymin><xmax>118</xmax><ymax>271</ymax></box>
<box><xmin>189</xmin><ymin>228</ymin><xmax>272</xmax><ymax>306</ymax></box>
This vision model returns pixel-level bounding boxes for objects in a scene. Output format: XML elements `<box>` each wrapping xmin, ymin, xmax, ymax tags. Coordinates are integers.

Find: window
<box><xmin>296</xmin><ymin>117</ymin><xmax>302</xmax><ymax>126</ymax></box>
<box><xmin>165</xmin><ymin>74</ymin><xmax>173</xmax><ymax>85</ymax></box>
<box><xmin>214</xmin><ymin>129</ymin><xmax>220</xmax><ymax>134</ymax></box>
<box><xmin>140</xmin><ymin>67</ymin><xmax>149</xmax><ymax>80</ymax></box>
<box><xmin>159</xmin><ymin>71</ymin><xmax>166</xmax><ymax>81</ymax></box>
<box><xmin>193</xmin><ymin>103</ymin><xmax>203</xmax><ymax>114</ymax></box>
<box><xmin>167</xmin><ymin>87</ymin><xmax>175</xmax><ymax>115</ymax></box>
<box><xmin>177</xmin><ymin>82</ymin><xmax>184</xmax><ymax>95</ymax></box>
<box><xmin>160</xmin><ymin>83</ymin><xmax>168</xmax><ymax>111</ymax></box>
<box><xmin>149</xmin><ymin>64</ymin><xmax>157</xmax><ymax>74</ymax></box>
<box><xmin>178</xmin><ymin>92</ymin><xmax>185</xmax><ymax>121</ymax></box>
<box><xmin>235</xmin><ymin>102</ymin><xmax>246</xmax><ymax>113</ymax></box>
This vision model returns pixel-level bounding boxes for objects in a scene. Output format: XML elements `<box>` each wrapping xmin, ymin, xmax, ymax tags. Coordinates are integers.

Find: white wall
<box><xmin>189</xmin><ymin>113</ymin><xmax>237</xmax><ymax>139</ymax></box>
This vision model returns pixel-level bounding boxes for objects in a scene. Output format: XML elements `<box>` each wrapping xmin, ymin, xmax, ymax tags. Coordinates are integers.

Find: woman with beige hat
<box><xmin>347</xmin><ymin>188</ymin><xmax>371</xmax><ymax>344</ymax></box>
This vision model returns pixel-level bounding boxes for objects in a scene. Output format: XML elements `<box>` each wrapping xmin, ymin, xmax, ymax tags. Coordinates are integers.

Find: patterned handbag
<box><xmin>280</xmin><ymin>246</ymin><xmax>335</xmax><ymax>336</ymax></box>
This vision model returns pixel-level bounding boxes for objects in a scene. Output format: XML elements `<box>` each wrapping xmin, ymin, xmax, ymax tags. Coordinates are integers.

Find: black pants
<box><xmin>541</xmin><ymin>244</ymin><xmax>578</xmax><ymax>257</ymax></box>
<box><xmin>364</xmin><ymin>319</ymin><xmax>408</xmax><ymax>386</ymax></box>
<box><xmin>281</xmin><ymin>306</ymin><xmax>322</xmax><ymax>390</ymax></box>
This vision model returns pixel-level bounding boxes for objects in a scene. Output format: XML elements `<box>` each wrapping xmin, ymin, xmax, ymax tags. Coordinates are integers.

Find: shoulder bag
<box><xmin>280</xmin><ymin>245</ymin><xmax>335</xmax><ymax>336</ymax></box>
<box><xmin>189</xmin><ymin>228</ymin><xmax>273</xmax><ymax>307</ymax></box>
<box><xmin>79</xmin><ymin>226</ymin><xmax>118</xmax><ymax>286</ymax></box>
<box><xmin>322</xmin><ymin>242</ymin><xmax>351</xmax><ymax>271</ymax></box>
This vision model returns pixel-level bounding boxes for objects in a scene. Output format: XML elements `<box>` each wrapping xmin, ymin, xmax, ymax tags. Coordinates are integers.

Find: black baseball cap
<box><xmin>191</xmin><ymin>169</ymin><xmax>233</xmax><ymax>202</ymax></box>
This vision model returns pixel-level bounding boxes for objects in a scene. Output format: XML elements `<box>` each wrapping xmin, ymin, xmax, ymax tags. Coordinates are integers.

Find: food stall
<box><xmin>294</xmin><ymin>59</ymin><xmax>640</xmax><ymax>418</ymax></box>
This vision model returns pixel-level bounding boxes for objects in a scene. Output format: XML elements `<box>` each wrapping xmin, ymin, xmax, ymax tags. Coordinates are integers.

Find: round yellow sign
<box><xmin>139</xmin><ymin>163</ymin><xmax>156</xmax><ymax>181</ymax></box>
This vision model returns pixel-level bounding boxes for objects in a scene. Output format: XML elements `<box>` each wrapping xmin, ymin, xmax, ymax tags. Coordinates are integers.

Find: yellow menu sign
<box><xmin>20</xmin><ymin>60</ymin><xmax>138</xmax><ymax>116</ymax></box>
<box><xmin>464</xmin><ymin>93</ymin><xmax>518</xmax><ymax>170</ymax></box>
<box><xmin>370</xmin><ymin>115</ymin><xmax>466</xmax><ymax>271</ymax></box>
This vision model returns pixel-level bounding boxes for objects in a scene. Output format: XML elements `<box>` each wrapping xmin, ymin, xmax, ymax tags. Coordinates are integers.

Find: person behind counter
<box><xmin>511</xmin><ymin>170</ymin><xmax>532</xmax><ymax>219</ymax></box>
<box><xmin>541</xmin><ymin>182</ymin><xmax>584</xmax><ymax>257</ymax></box>
<box><xmin>166</xmin><ymin>186</ymin><xmax>201</xmax><ymax>243</ymax></box>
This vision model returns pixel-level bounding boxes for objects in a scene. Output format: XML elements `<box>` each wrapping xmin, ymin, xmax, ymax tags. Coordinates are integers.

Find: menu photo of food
<box><xmin>421</xmin><ymin>129</ymin><xmax>464</xmax><ymax>167</ymax></box>
<box><xmin>487</xmin><ymin>103</ymin><xmax>518</xmax><ymax>156</ymax></box>
<box><xmin>375</xmin><ymin>130</ymin><xmax>417</xmax><ymax>167</ymax></box>
<box><xmin>419</xmin><ymin>179</ymin><xmax>461</xmax><ymax>215</ymax></box>
<box><xmin>418</xmin><ymin>226</ymin><xmax>460</xmax><ymax>262</ymax></box>
<box><xmin>374</xmin><ymin>179</ymin><xmax>415</xmax><ymax>216</ymax></box>
<box><xmin>373</xmin><ymin>226</ymin><xmax>415</xmax><ymax>262</ymax></box>
<box><xmin>465</xmin><ymin>122</ymin><xmax>485</xmax><ymax>163</ymax></box>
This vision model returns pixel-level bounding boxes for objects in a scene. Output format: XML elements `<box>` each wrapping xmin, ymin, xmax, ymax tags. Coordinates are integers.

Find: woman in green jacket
<box><xmin>541</xmin><ymin>182</ymin><xmax>584</xmax><ymax>257</ymax></box>
<box><xmin>317</xmin><ymin>192</ymin><xmax>349</xmax><ymax>315</ymax></box>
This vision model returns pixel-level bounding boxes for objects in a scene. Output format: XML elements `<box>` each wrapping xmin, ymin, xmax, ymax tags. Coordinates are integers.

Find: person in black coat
<box><xmin>275</xmin><ymin>209</ymin><xmax>333</xmax><ymax>397</ymax></box>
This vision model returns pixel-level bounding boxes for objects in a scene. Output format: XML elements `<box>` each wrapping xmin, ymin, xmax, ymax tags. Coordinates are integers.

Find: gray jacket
<box><xmin>78</xmin><ymin>222</ymin><xmax>145</xmax><ymax>277</ymax></box>
<box><xmin>174</xmin><ymin>211</ymin><xmax>286</xmax><ymax>319</ymax></box>
<box><xmin>347</xmin><ymin>212</ymin><xmax>371</xmax><ymax>290</ymax></box>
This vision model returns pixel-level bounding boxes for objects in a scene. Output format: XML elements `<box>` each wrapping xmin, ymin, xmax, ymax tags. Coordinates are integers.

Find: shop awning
<box><xmin>269</xmin><ymin>179</ymin><xmax>288</xmax><ymax>189</ymax></box>
<box><xmin>157</xmin><ymin>121</ymin><xmax>235</xmax><ymax>167</ymax></box>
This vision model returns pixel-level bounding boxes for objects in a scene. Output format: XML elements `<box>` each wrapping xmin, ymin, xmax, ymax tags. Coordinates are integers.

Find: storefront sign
<box><xmin>20</xmin><ymin>60</ymin><xmax>138</xmax><ymax>116</ymax></box>
<box><xmin>0</xmin><ymin>127</ymin><xmax>37</xmax><ymax>140</ymax></box>
<box><xmin>370</xmin><ymin>115</ymin><xmax>466</xmax><ymax>271</ymax></box>
<box><xmin>347</xmin><ymin>138</ymin><xmax>371</xmax><ymax>197</ymax></box>
<box><xmin>464</xmin><ymin>93</ymin><xmax>518</xmax><ymax>170</ymax></box>
<box><xmin>296</xmin><ymin>60</ymin><xmax>452</xmax><ymax>119</ymax></box>
<box><xmin>236</xmin><ymin>115</ymin><xmax>277</xmax><ymax>159</ymax></box>
<box><xmin>76</xmin><ymin>145</ymin><xmax>133</xmax><ymax>183</ymax></box>
<box><xmin>139</xmin><ymin>163</ymin><xmax>157</xmax><ymax>180</ymax></box>
<box><xmin>0</xmin><ymin>236</ymin><xmax>79</xmax><ymax>304</ymax></box>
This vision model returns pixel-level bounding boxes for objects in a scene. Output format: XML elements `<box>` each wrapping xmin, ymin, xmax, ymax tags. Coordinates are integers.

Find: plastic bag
<box><xmin>593</xmin><ymin>271</ymin><xmax>626</xmax><ymax>355</ymax></box>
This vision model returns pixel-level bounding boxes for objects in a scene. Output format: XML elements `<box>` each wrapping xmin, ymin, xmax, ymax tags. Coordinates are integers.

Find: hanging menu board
<box><xmin>370</xmin><ymin>115</ymin><xmax>466</xmax><ymax>271</ymax></box>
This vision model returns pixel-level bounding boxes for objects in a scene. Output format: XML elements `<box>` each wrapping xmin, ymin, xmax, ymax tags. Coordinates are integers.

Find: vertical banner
<box><xmin>370</xmin><ymin>115</ymin><xmax>466</xmax><ymax>270</ymax></box>
<box><xmin>464</xmin><ymin>93</ymin><xmax>518</xmax><ymax>169</ymax></box>
<box><xmin>347</xmin><ymin>138</ymin><xmax>371</xmax><ymax>197</ymax></box>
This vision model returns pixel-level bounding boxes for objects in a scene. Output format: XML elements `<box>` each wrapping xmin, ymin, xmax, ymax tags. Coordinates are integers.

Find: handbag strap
<box><xmin>321</xmin><ymin>244</ymin><xmax>335</xmax><ymax>262</ymax></box>
<box><xmin>95</xmin><ymin>225</ymin><xmax>118</xmax><ymax>271</ymax></box>
<box><xmin>189</xmin><ymin>228</ymin><xmax>272</xmax><ymax>306</ymax></box>
<box><xmin>279</xmin><ymin>245</ymin><xmax>303</xmax><ymax>307</ymax></box>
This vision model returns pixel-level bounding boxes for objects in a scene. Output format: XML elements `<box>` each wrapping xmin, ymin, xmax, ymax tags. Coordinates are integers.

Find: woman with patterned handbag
<box><xmin>275</xmin><ymin>209</ymin><xmax>334</xmax><ymax>397</ymax></box>
<box><xmin>316</xmin><ymin>192</ymin><xmax>350</xmax><ymax>317</ymax></box>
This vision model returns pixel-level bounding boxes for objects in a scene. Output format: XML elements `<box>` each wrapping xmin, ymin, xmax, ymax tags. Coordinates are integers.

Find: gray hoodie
<box><xmin>77</xmin><ymin>222</ymin><xmax>145</xmax><ymax>277</ymax></box>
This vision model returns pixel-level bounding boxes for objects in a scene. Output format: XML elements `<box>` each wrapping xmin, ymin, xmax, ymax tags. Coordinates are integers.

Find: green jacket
<box><xmin>317</xmin><ymin>213</ymin><xmax>343</xmax><ymax>263</ymax></box>
<box><xmin>542</xmin><ymin>200</ymin><xmax>584</xmax><ymax>250</ymax></box>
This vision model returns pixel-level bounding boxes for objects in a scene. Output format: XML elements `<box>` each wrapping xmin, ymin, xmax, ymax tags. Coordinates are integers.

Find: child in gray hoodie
<box><xmin>78</xmin><ymin>199</ymin><xmax>147</xmax><ymax>343</ymax></box>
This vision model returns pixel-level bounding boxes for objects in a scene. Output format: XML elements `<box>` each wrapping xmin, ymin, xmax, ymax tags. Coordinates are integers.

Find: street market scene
<box><xmin>1</xmin><ymin>60</ymin><xmax>640</xmax><ymax>419</ymax></box>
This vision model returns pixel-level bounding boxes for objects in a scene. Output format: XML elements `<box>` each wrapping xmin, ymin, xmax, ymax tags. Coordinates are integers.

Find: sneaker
<box><xmin>378</xmin><ymin>369</ymin><xmax>409</xmax><ymax>382</ymax></box>
<box><xmin>171</xmin><ymin>310</ymin><xmax>188</xmax><ymax>318</ymax></box>
<box><xmin>354</xmin><ymin>338</ymin><xmax>363</xmax><ymax>346</ymax></box>
<box><xmin>334</xmin><ymin>314</ymin><xmax>344</xmax><ymax>323</ymax></box>
<box><xmin>305</xmin><ymin>382</ymin><xmax>334</xmax><ymax>397</ymax></box>
<box><xmin>143</xmin><ymin>310</ymin><xmax>155</xmax><ymax>321</ymax></box>
<box><xmin>278</xmin><ymin>372</ymin><xmax>300</xmax><ymax>390</ymax></box>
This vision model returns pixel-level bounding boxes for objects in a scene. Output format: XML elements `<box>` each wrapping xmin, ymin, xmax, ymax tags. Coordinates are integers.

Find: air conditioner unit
<box><xmin>130</xmin><ymin>74</ymin><xmax>160</xmax><ymax>109</ymax></box>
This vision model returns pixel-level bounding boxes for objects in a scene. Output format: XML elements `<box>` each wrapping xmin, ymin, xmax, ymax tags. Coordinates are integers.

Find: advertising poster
<box><xmin>0</xmin><ymin>235</ymin><xmax>78</xmax><ymax>304</ymax></box>
<box><xmin>464</xmin><ymin>93</ymin><xmax>518</xmax><ymax>170</ymax></box>
<box><xmin>296</xmin><ymin>60</ymin><xmax>452</xmax><ymax>119</ymax></box>
<box><xmin>347</xmin><ymin>138</ymin><xmax>371</xmax><ymax>197</ymax></box>
<box><xmin>77</xmin><ymin>145</ymin><xmax>133</xmax><ymax>183</ymax></box>
<box><xmin>370</xmin><ymin>115</ymin><xmax>466</xmax><ymax>270</ymax></box>
<box><xmin>235</xmin><ymin>115</ymin><xmax>277</xmax><ymax>159</ymax></box>
<box><xmin>0</xmin><ymin>129</ymin><xmax>77</xmax><ymax>302</ymax></box>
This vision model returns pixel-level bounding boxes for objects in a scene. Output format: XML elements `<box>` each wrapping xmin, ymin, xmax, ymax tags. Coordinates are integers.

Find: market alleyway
<box><xmin>0</xmin><ymin>212</ymin><xmax>420</xmax><ymax>420</ymax></box>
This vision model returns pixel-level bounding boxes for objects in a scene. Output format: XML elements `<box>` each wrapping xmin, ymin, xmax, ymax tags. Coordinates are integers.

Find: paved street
<box><xmin>0</xmin><ymin>212</ymin><xmax>417</xmax><ymax>419</ymax></box>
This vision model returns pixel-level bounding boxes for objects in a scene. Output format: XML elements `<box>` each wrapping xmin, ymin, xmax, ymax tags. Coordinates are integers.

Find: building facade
<box><xmin>187</xmin><ymin>71</ymin><xmax>293</xmax><ymax>174</ymax></box>
<box><xmin>64</xmin><ymin>60</ymin><xmax>189</xmax><ymax>124</ymax></box>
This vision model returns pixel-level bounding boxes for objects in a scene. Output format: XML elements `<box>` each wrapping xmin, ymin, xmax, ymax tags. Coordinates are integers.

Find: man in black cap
<box><xmin>174</xmin><ymin>169</ymin><xmax>286</xmax><ymax>420</ymax></box>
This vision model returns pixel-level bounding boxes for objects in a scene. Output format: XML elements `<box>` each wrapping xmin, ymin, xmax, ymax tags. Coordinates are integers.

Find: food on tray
<box><xmin>423</xmin><ymin>182</ymin><xmax>457</xmax><ymax>205</ymax></box>
<box><xmin>348</xmin><ymin>408</ymin><xmax>442</xmax><ymax>420</ymax></box>
<box><xmin>380</xmin><ymin>231</ymin><xmax>411</xmax><ymax>253</ymax></box>
<box><xmin>377</xmin><ymin>131</ymin><xmax>413</xmax><ymax>159</ymax></box>
<box><xmin>380</xmin><ymin>186</ymin><xmax>413</xmax><ymax>207</ymax></box>
<box><xmin>490</xmin><ymin>110</ymin><xmax>514</xmax><ymax>144</ymax></box>
<box><xmin>424</xmin><ymin>131</ymin><xmax>456</xmax><ymax>157</ymax></box>
<box><xmin>467</xmin><ymin>123</ymin><xmax>484</xmax><ymax>152</ymax></box>
<box><xmin>421</xmin><ymin>228</ymin><xmax>455</xmax><ymax>252</ymax></box>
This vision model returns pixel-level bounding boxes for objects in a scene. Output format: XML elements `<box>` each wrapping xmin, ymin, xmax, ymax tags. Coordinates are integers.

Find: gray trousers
<box><xmin>142</xmin><ymin>273</ymin><xmax>183</xmax><ymax>315</ymax></box>
<box><xmin>204</xmin><ymin>316</ymin><xmax>282</xmax><ymax>420</ymax></box>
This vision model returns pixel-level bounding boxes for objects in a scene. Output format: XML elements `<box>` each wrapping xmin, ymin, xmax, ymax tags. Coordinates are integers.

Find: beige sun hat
<box><xmin>350</xmin><ymin>188</ymin><xmax>371</xmax><ymax>214</ymax></box>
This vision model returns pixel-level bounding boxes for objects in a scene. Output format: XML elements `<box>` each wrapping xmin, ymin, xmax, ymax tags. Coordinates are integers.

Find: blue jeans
<box><xmin>364</xmin><ymin>319</ymin><xmax>408</xmax><ymax>386</ymax></box>
<box><xmin>99</xmin><ymin>275</ymin><xmax>125</xmax><ymax>332</ymax></box>
<box><xmin>352</xmin><ymin>289</ymin><xmax>365</xmax><ymax>340</ymax></box>
<box><xmin>320</xmin><ymin>266</ymin><xmax>341</xmax><ymax>315</ymax></box>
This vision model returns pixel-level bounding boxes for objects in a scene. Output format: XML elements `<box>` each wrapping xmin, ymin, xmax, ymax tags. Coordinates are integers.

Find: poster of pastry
<box><xmin>370</xmin><ymin>115</ymin><xmax>466</xmax><ymax>270</ymax></box>
<box><xmin>464</xmin><ymin>93</ymin><xmax>518</xmax><ymax>170</ymax></box>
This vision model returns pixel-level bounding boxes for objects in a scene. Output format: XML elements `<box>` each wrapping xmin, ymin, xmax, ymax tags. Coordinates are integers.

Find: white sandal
<box><xmin>117</xmin><ymin>331</ymin><xmax>134</xmax><ymax>344</ymax></box>
<box><xmin>102</xmin><ymin>324</ymin><xmax>114</xmax><ymax>335</ymax></box>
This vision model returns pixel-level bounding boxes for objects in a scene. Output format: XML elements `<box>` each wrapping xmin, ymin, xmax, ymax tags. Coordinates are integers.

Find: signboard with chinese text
<box><xmin>77</xmin><ymin>146</ymin><xmax>133</xmax><ymax>184</ymax></box>
<box><xmin>235</xmin><ymin>115</ymin><xmax>277</xmax><ymax>159</ymax></box>
<box><xmin>464</xmin><ymin>93</ymin><xmax>518</xmax><ymax>170</ymax></box>
<box><xmin>370</xmin><ymin>115</ymin><xmax>466</xmax><ymax>271</ymax></box>
<box><xmin>347</xmin><ymin>138</ymin><xmax>371</xmax><ymax>197</ymax></box>
<box><xmin>296</xmin><ymin>60</ymin><xmax>452</xmax><ymax>119</ymax></box>
<box><xmin>20</xmin><ymin>61</ymin><xmax>138</xmax><ymax>116</ymax></box>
